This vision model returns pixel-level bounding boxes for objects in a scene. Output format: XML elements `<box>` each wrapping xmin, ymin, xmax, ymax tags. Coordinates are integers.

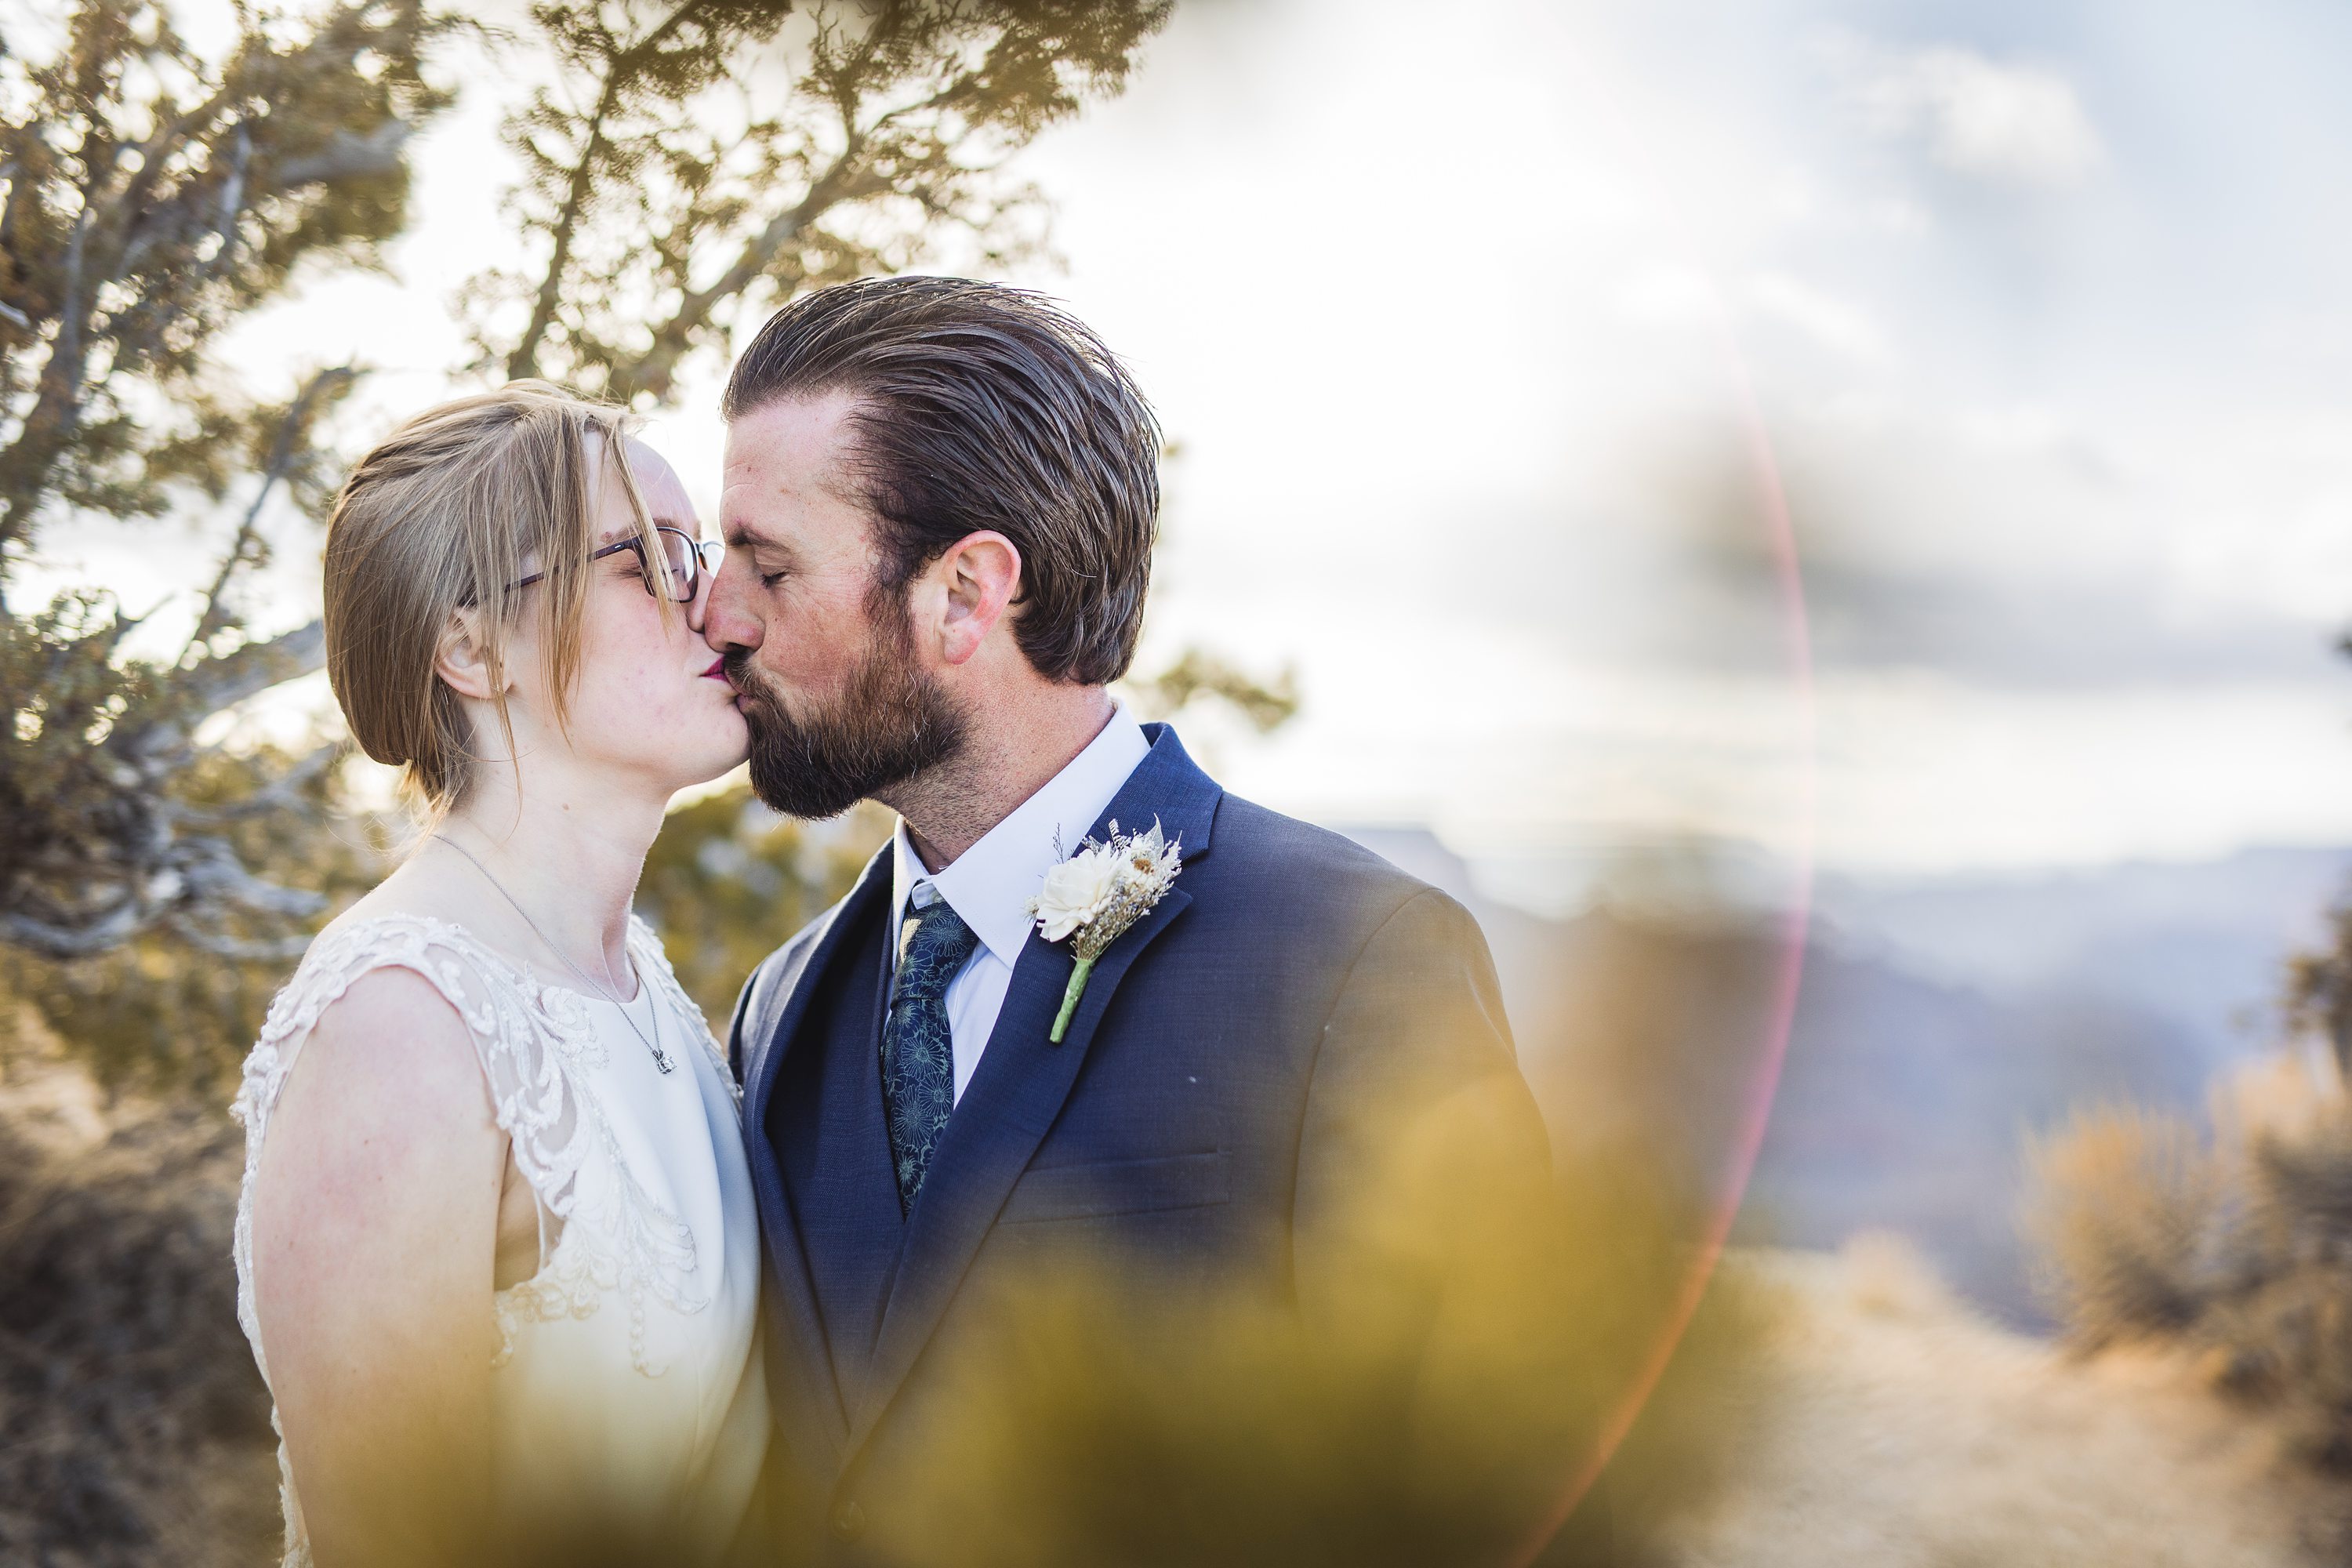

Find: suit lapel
<box><xmin>746</xmin><ymin>845</ymin><xmax>893</xmax><ymax>1464</ymax></box>
<box><xmin>746</xmin><ymin>845</ymin><xmax>892</xmax><ymax>1132</ymax></box>
<box><xmin>846</xmin><ymin>723</ymin><xmax>1224</xmax><ymax>1459</ymax></box>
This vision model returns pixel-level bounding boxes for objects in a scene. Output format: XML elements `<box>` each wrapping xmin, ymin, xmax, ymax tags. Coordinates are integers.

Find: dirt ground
<box><xmin>1665</xmin><ymin>1235</ymin><xmax>2347</xmax><ymax>1568</ymax></box>
<box><xmin>0</xmin><ymin>1040</ymin><xmax>280</xmax><ymax>1568</ymax></box>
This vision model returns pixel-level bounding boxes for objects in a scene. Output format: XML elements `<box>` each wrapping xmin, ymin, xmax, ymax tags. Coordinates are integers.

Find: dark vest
<box><xmin>765</xmin><ymin>902</ymin><xmax>904</xmax><ymax>1415</ymax></box>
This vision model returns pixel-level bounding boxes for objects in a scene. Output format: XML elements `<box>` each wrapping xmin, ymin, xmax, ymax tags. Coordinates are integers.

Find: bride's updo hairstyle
<box><xmin>321</xmin><ymin>380</ymin><xmax>670</xmax><ymax>814</ymax></box>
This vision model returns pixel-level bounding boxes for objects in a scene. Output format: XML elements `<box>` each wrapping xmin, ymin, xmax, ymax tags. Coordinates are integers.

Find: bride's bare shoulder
<box><xmin>273</xmin><ymin>961</ymin><xmax>497</xmax><ymax>1151</ymax></box>
<box><xmin>307</xmin><ymin>964</ymin><xmax>482</xmax><ymax>1071</ymax></box>
<box><xmin>280</xmin><ymin>860</ymin><xmax>510</xmax><ymax>1109</ymax></box>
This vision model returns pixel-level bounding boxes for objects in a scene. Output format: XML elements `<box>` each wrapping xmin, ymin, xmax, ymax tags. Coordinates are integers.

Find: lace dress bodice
<box><xmin>231</xmin><ymin>913</ymin><xmax>768</xmax><ymax>1567</ymax></box>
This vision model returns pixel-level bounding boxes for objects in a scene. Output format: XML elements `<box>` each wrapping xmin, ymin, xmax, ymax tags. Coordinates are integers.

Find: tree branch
<box><xmin>107</xmin><ymin>620</ymin><xmax>327</xmax><ymax>775</ymax></box>
<box><xmin>182</xmin><ymin>369</ymin><xmax>357</xmax><ymax>662</ymax></box>
<box><xmin>191</xmin><ymin>619</ymin><xmax>328</xmax><ymax>711</ymax></box>
<box><xmin>0</xmin><ymin>906</ymin><xmax>153</xmax><ymax>961</ymax></box>
<box><xmin>506</xmin><ymin>0</ymin><xmax>714</xmax><ymax>379</ymax></box>
<box><xmin>607</xmin><ymin>142</ymin><xmax>880</xmax><ymax>401</ymax></box>
<box><xmin>164</xmin><ymin>916</ymin><xmax>315</xmax><ymax>962</ymax></box>
<box><xmin>274</xmin><ymin>120</ymin><xmax>412</xmax><ymax>187</ymax></box>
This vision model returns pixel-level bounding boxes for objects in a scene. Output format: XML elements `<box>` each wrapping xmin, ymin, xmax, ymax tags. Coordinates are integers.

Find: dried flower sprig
<box><xmin>1027</xmin><ymin>819</ymin><xmax>1183</xmax><ymax>1043</ymax></box>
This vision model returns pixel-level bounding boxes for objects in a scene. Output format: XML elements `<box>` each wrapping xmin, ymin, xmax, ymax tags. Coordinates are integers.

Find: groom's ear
<box><xmin>926</xmin><ymin>530</ymin><xmax>1022</xmax><ymax>668</ymax></box>
<box><xmin>432</xmin><ymin>608</ymin><xmax>503</xmax><ymax>702</ymax></box>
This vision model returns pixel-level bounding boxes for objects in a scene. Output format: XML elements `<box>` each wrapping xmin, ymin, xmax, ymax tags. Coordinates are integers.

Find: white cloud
<box><xmin>1838</xmin><ymin>38</ymin><xmax>2106</xmax><ymax>189</ymax></box>
<box><xmin>1617</xmin><ymin>263</ymin><xmax>1726</xmax><ymax>328</ymax></box>
<box><xmin>1747</xmin><ymin>271</ymin><xmax>1888</xmax><ymax>362</ymax></box>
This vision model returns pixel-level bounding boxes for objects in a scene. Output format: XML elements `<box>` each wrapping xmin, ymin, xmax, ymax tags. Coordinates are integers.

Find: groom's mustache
<box><xmin>720</xmin><ymin>647</ymin><xmax>771</xmax><ymax>710</ymax></box>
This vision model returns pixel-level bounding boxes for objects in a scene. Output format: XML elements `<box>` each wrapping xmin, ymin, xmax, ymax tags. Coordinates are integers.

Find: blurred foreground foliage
<box><xmin>2025</xmin><ymin>888</ymin><xmax>2352</xmax><ymax>1467</ymax></box>
<box><xmin>858</xmin><ymin>1143</ymin><xmax>1769</xmax><ymax>1568</ymax></box>
<box><xmin>0</xmin><ymin>813</ymin><xmax>1781</xmax><ymax>1564</ymax></box>
<box><xmin>165</xmin><ymin>1021</ymin><xmax>1766</xmax><ymax>1568</ymax></box>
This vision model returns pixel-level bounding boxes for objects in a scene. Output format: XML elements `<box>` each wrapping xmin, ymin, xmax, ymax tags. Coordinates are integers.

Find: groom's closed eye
<box><xmin>720</xmin><ymin>532</ymin><xmax>799</xmax><ymax>590</ymax></box>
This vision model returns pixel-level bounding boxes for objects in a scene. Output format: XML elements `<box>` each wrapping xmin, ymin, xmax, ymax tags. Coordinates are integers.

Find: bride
<box><xmin>232</xmin><ymin>384</ymin><xmax>766</xmax><ymax>1567</ymax></box>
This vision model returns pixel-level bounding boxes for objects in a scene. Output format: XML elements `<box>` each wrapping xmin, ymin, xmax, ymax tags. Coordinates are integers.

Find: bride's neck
<box><xmin>430</xmin><ymin>755</ymin><xmax>668</xmax><ymax>988</ymax></box>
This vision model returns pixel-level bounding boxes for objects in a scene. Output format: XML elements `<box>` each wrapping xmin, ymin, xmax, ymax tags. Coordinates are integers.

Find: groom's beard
<box><xmin>722</xmin><ymin>597</ymin><xmax>969</xmax><ymax>820</ymax></box>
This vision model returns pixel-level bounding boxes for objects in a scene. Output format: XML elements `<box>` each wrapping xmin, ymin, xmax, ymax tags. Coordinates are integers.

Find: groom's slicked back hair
<box><xmin>724</xmin><ymin>276</ymin><xmax>1162</xmax><ymax>686</ymax></box>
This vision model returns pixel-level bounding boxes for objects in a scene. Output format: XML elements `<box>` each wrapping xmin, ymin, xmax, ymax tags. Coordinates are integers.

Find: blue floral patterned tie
<box><xmin>882</xmin><ymin>897</ymin><xmax>980</xmax><ymax>1209</ymax></box>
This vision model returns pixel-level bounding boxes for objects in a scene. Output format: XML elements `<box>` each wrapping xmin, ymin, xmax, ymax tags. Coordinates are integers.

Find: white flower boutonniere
<box><xmin>1028</xmin><ymin>818</ymin><xmax>1182</xmax><ymax>1043</ymax></box>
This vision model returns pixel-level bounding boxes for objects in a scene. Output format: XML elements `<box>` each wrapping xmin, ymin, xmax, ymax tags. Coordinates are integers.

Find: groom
<box><xmin>707</xmin><ymin>277</ymin><xmax>1555</xmax><ymax>1563</ymax></box>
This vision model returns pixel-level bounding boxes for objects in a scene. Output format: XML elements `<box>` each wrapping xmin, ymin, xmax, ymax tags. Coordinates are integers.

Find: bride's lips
<box><xmin>702</xmin><ymin>657</ymin><xmax>731</xmax><ymax>683</ymax></box>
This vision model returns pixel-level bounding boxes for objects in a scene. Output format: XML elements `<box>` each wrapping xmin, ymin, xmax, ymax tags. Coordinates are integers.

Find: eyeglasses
<box><xmin>507</xmin><ymin>525</ymin><xmax>724</xmax><ymax>603</ymax></box>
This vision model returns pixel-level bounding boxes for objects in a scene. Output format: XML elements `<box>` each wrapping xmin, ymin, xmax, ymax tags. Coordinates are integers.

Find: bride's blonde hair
<box><xmin>322</xmin><ymin>381</ymin><xmax>673</xmax><ymax>813</ymax></box>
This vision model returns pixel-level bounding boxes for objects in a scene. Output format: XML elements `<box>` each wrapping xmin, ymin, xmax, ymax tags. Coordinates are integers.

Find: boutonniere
<box><xmin>1027</xmin><ymin>818</ymin><xmax>1183</xmax><ymax>1043</ymax></box>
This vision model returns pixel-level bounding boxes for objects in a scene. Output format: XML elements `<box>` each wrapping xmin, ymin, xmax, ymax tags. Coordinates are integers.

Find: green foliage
<box><xmin>0</xmin><ymin>0</ymin><xmax>441</xmax><ymax>974</ymax></box>
<box><xmin>636</xmin><ymin>786</ymin><xmax>891</xmax><ymax>1033</ymax></box>
<box><xmin>2287</xmin><ymin>892</ymin><xmax>2352</xmax><ymax>1079</ymax></box>
<box><xmin>1</xmin><ymin>590</ymin><xmax>337</xmax><ymax>957</ymax></box>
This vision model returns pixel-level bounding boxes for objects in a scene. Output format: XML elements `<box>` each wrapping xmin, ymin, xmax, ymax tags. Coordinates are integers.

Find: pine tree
<box><xmin>2</xmin><ymin>0</ymin><xmax>1171</xmax><ymax>1083</ymax></box>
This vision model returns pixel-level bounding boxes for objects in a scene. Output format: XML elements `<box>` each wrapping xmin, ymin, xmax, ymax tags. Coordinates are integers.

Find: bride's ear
<box><xmin>432</xmin><ymin>608</ymin><xmax>502</xmax><ymax>702</ymax></box>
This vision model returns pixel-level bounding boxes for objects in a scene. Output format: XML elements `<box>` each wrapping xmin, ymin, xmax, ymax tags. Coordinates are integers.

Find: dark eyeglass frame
<box><xmin>506</xmin><ymin>524</ymin><xmax>724</xmax><ymax>603</ymax></box>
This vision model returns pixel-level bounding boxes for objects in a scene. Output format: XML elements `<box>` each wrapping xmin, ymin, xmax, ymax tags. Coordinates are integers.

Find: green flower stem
<box><xmin>1050</xmin><ymin>956</ymin><xmax>1096</xmax><ymax>1044</ymax></box>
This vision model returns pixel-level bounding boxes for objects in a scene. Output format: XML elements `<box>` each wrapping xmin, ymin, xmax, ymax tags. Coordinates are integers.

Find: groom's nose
<box><xmin>701</xmin><ymin>552</ymin><xmax>761</xmax><ymax>654</ymax></box>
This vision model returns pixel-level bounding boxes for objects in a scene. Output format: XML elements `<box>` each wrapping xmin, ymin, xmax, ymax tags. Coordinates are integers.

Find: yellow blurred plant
<box><xmin>846</xmin><ymin>1087</ymin><xmax>1775</xmax><ymax>1568</ymax></box>
<box><xmin>2026</xmin><ymin>1049</ymin><xmax>2352</xmax><ymax>1466</ymax></box>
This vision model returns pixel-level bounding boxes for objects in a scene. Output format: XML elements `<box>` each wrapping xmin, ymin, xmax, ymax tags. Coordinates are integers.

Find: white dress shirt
<box><xmin>887</xmin><ymin>703</ymin><xmax>1151</xmax><ymax>1102</ymax></box>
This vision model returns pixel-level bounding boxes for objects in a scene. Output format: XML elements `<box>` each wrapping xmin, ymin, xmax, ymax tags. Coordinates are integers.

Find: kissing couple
<box><xmin>230</xmin><ymin>278</ymin><xmax>1556</xmax><ymax>1567</ymax></box>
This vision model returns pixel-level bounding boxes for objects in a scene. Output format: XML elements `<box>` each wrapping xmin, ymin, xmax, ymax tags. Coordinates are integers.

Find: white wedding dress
<box><xmin>231</xmin><ymin>912</ymin><xmax>768</xmax><ymax>1567</ymax></box>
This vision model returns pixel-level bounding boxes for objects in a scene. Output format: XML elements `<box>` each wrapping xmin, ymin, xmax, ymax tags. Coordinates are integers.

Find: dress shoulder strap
<box><xmin>237</xmin><ymin>913</ymin><xmax>601</xmax><ymax>1218</ymax></box>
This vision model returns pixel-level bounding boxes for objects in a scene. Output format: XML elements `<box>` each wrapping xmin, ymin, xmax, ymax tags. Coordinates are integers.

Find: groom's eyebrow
<box><xmin>722</xmin><ymin>517</ymin><xmax>786</xmax><ymax>555</ymax></box>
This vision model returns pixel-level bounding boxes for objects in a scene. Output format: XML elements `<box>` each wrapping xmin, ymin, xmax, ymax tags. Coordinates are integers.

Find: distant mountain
<box><xmin>1334</xmin><ymin>829</ymin><xmax>2352</xmax><ymax>1327</ymax></box>
<box><xmin>1811</xmin><ymin>847</ymin><xmax>2352</xmax><ymax>1078</ymax></box>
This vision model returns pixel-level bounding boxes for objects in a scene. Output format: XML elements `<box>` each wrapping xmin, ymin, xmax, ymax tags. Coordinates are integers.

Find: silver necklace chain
<box><xmin>430</xmin><ymin>833</ymin><xmax>676</xmax><ymax>1075</ymax></box>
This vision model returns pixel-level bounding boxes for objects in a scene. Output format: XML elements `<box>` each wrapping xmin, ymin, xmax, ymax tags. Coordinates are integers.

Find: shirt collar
<box><xmin>888</xmin><ymin>702</ymin><xmax>1151</xmax><ymax>970</ymax></box>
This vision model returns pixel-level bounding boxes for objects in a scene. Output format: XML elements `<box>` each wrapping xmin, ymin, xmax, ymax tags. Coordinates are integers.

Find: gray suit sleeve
<box><xmin>727</xmin><ymin>964</ymin><xmax>759</xmax><ymax>1083</ymax></box>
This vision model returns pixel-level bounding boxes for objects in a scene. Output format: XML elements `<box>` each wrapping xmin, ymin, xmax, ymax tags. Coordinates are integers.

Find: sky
<box><xmin>31</xmin><ymin>0</ymin><xmax>2352</xmax><ymax>902</ymax></box>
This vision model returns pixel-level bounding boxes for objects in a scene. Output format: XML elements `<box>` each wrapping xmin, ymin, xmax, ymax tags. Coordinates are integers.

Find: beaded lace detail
<box><xmin>228</xmin><ymin>910</ymin><xmax>732</xmax><ymax>1566</ymax></box>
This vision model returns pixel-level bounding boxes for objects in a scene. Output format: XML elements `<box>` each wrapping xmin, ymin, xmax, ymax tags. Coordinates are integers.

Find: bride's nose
<box><xmin>685</xmin><ymin>553</ymin><xmax>716</xmax><ymax>636</ymax></box>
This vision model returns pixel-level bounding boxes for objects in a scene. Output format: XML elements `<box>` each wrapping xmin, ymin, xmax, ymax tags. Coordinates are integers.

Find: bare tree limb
<box><xmin>182</xmin><ymin>368</ymin><xmax>358</xmax><ymax>661</ymax></box>
<box><xmin>504</xmin><ymin>0</ymin><xmax>720</xmax><ymax>379</ymax></box>
<box><xmin>274</xmin><ymin>120</ymin><xmax>412</xmax><ymax>188</ymax></box>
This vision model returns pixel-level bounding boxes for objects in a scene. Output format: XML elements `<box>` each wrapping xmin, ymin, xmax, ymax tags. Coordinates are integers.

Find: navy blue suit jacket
<box><xmin>728</xmin><ymin>724</ymin><xmax>1550</xmax><ymax>1558</ymax></box>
